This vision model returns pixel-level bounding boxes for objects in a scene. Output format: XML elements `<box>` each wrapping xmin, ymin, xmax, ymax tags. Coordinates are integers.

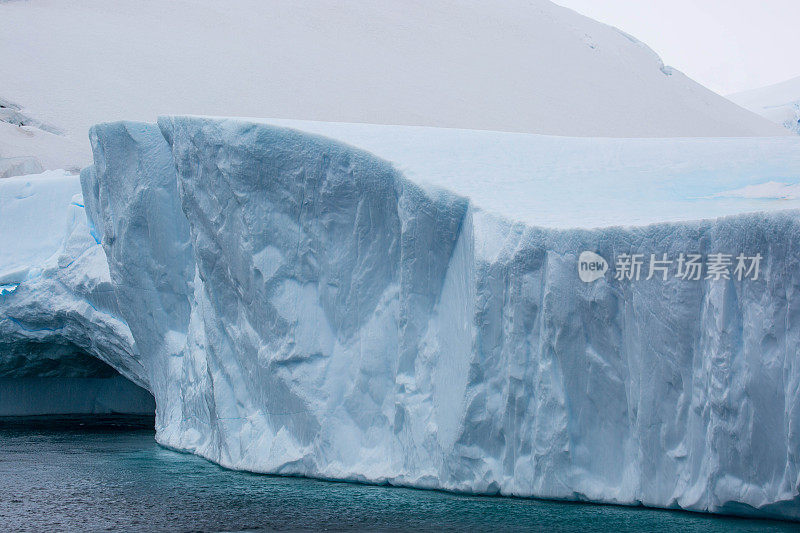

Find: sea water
<box><xmin>0</xmin><ymin>418</ymin><xmax>795</xmax><ymax>532</ymax></box>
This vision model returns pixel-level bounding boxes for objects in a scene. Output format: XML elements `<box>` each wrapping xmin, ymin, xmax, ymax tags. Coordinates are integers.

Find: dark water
<box><xmin>0</xmin><ymin>418</ymin><xmax>797</xmax><ymax>532</ymax></box>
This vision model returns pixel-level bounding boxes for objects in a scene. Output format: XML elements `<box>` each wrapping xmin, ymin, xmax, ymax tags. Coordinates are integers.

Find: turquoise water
<box><xmin>0</xmin><ymin>418</ymin><xmax>797</xmax><ymax>532</ymax></box>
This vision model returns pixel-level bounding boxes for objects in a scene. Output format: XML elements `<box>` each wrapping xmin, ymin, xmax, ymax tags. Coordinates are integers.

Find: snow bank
<box><xmin>71</xmin><ymin>116</ymin><xmax>800</xmax><ymax>519</ymax></box>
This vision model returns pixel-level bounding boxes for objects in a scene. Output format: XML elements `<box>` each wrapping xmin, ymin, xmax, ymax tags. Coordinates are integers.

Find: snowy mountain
<box><xmin>729</xmin><ymin>76</ymin><xmax>800</xmax><ymax>135</ymax></box>
<box><xmin>3</xmin><ymin>117</ymin><xmax>800</xmax><ymax>519</ymax></box>
<box><xmin>0</xmin><ymin>0</ymin><xmax>789</xmax><ymax>172</ymax></box>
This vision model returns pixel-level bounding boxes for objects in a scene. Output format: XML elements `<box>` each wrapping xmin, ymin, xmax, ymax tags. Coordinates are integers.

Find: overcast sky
<box><xmin>553</xmin><ymin>0</ymin><xmax>800</xmax><ymax>95</ymax></box>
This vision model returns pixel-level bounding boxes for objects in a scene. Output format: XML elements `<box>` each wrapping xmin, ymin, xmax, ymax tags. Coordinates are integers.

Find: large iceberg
<box><xmin>3</xmin><ymin>117</ymin><xmax>800</xmax><ymax>520</ymax></box>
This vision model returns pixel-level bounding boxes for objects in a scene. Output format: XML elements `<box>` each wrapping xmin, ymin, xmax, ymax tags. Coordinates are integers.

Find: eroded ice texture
<box><xmin>71</xmin><ymin>117</ymin><xmax>800</xmax><ymax>520</ymax></box>
<box><xmin>5</xmin><ymin>116</ymin><xmax>800</xmax><ymax>518</ymax></box>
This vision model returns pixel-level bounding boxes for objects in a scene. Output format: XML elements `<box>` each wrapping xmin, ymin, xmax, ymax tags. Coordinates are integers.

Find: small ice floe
<box><xmin>0</xmin><ymin>283</ymin><xmax>19</xmax><ymax>295</ymax></box>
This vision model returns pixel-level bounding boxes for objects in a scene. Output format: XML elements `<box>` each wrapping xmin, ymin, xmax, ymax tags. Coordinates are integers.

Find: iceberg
<box><xmin>0</xmin><ymin>170</ymin><xmax>152</xmax><ymax>415</ymax></box>
<box><xmin>3</xmin><ymin>116</ymin><xmax>800</xmax><ymax>520</ymax></box>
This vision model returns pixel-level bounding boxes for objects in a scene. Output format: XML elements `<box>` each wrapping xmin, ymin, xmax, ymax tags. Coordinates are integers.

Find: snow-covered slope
<box><xmin>729</xmin><ymin>76</ymin><xmax>800</xmax><ymax>135</ymax></box>
<box><xmin>0</xmin><ymin>0</ymin><xmax>789</xmax><ymax>172</ymax></box>
<box><xmin>6</xmin><ymin>117</ymin><xmax>797</xmax><ymax>518</ymax></box>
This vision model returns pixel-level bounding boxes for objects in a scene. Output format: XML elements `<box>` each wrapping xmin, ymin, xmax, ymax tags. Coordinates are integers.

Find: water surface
<box><xmin>0</xmin><ymin>417</ymin><xmax>796</xmax><ymax>532</ymax></box>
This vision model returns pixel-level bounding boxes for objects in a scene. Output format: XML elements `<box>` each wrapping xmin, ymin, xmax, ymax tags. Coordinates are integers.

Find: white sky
<box><xmin>553</xmin><ymin>0</ymin><xmax>800</xmax><ymax>95</ymax></box>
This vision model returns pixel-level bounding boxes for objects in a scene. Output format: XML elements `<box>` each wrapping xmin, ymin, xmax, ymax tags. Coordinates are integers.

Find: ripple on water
<box><xmin>0</xmin><ymin>419</ymin><xmax>796</xmax><ymax>532</ymax></box>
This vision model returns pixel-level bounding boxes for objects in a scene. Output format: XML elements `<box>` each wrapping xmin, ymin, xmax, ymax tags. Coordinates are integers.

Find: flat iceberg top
<box><xmin>218</xmin><ymin>117</ymin><xmax>800</xmax><ymax>229</ymax></box>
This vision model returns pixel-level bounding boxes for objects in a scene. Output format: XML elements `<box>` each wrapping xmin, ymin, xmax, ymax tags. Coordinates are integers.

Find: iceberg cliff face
<box><xmin>161</xmin><ymin>119</ymin><xmax>800</xmax><ymax>516</ymax></box>
<box><xmin>5</xmin><ymin>116</ymin><xmax>800</xmax><ymax>518</ymax></box>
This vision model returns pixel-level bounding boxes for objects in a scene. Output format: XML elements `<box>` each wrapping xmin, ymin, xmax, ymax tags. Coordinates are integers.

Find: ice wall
<box><xmin>461</xmin><ymin>212</ymin><xmax>800</xmax><ymax>518</ymax></box>
<box><xmin>74</xmin><ymin>117</ymin><xmax>800</xmax><ymax>520</ymax></box>
<box><xmin>84</xmin><ymin>121</ymin><xmax>207</xmax><ymax>445</ymax></box>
